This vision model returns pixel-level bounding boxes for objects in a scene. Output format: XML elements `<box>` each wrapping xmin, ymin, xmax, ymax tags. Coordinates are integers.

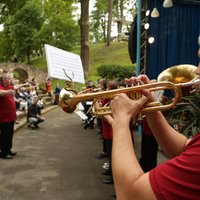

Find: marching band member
<box><xmin>105</xmin><ymin>72</ymin><xmax>200</xmax><ymax>200</ymax></box>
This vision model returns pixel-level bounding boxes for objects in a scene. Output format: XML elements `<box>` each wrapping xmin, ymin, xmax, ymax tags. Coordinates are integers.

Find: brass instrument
<box><xmin>78</xmin><ymin>87</ymin><xmax>102</xmax><ymax>95</ymax></box>
<box><xmin>59</xmin><ymin>64</ymin><xmax>200</xmax><ymax>116</ymax></box>
<box><xmin>158</xmin><ymin>64</ymin><xmax>199</xmax><ymax>96</ymax></box>
<box><xmin>157</xmin><ymin>64</ymin><xmax>198</xmax><ymax>83</ymax></box>
<box><xmin>59</xmin><ymin>80</ymin><xmax>198</xmax><ymax>115</ymax></box>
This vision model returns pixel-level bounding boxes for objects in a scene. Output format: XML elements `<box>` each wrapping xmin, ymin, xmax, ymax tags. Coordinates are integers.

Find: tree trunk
<box><xmin>119</xmin><ymin>0</ymin><xmax>123</xmax><ymax>34</ymax></box>
<box><xmin>116</xmin><ymin>0</ymin><xmax>123</xmax><ymax>40</ymax></box>
<box><xmin>106</xmin><ymin>0</ymin><xmax>113</xmax><ymax>46</ymax></box>
<box><xmin>101</xmin><ymin>16</ymin><xmax>106</xmax><ymax>43</ymax></box>
<box><xmin>80</xmin><ymin>0</ymin><xmax>90</xmax><ymax>75</ymax></box>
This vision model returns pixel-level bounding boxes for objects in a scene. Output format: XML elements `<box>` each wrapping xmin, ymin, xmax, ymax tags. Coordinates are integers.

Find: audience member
<box><xmin>14</xmin><ymin>89</ymin><xmax>28</xmax><ymax>114</ymax></box>
<box><xmin>45</xmin><ymin>77</ymin><xmax>51</xmax><ymax>95</ymax></box>
<box><xmin>30</xmin><ymin>78</ymin><xmax>38</xmax><ymax>89</ymax></box>
<box><xmin>27</xmin><ymin>96</ymin><xmax>45</xmax><ymax>128</ymax></box>
<box><xmin>52</xmin><ymin>82</ymin><xmax>62</xmax><ymax>105</ymax></box>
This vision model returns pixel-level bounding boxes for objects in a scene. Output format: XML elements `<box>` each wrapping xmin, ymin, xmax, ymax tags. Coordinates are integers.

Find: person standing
<box><xmin>0</xmin><ymin>72</ymin><xmax>29</xmax><ymax>159</ymax></box>
<box><xmin>45</xmin><ymin>77</ymin><xmax>51</xmax><ymax>95</ymax></box>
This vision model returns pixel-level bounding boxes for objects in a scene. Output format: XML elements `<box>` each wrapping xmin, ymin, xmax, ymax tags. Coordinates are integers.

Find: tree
<box><xmin>0</xmin><ymin>25</ymin><xmax>14</xmax><ymax>62</ymax></box>
<box><xmin>0</xmin><ymin>0</ymin><xmax>28</xmax><ymax>23</ymax></box>
<box><xmin>80</xmin><ymin>0</ymin><xmax>90</xmax><ymax>74</ymax></box>
<box><xmin>0</xmin><ymin>0</ymin><xmax>80</xmax><ymax>63</ymax></box>
<box><xmin>36</xmin><ymin>0</ymin><xmax>79</xmax><ymax>51</ymax></box>
<box><xmin>106</xmin><ymin>0</ymin><xmax>113</xmax><ymax>46</ymax></box>
<box><xmin>113</xmin><ymin>0</ymin><xmax>123</xmax><ymax>37</ymax></box>
<box><xmin>90</xmin><ymin>0</ymin><xmax>108</xmax><ymax>43</ymax></box>
<box><xmin>9</xmin><ymin>2</ymin><xmax>44</xmax><ymax>63</ymax></box>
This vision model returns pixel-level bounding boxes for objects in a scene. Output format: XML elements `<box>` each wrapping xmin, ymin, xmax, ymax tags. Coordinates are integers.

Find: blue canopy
<box><xmin>146</xmin><ymin>0</ymin><xmax>200</xmax><ymax>79</ymax></box>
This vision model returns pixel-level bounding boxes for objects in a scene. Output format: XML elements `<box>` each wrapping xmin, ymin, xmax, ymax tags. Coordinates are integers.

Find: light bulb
<box><xmin>144</xmin><ymin>23</ymin><xmax>150</xmax><ymax>30</ymax></box>
<box><xmin>145</xmin><ymin>10</ymin><xmax>150</xmax><ymax>16</ymax></box>
<box><xmin>163</xmin><ymin>0</ymin><xmax>173</xmax><ymax>8</ymax></box>
<box><xmin>148</xmin><ymin>37</ymin><xmax>155</xmax><ymax>44</ymax></box>
<box><xmin>151</xmin><ymin>8</ymin><xmax>159</xmax><ymax>18</ymax></box>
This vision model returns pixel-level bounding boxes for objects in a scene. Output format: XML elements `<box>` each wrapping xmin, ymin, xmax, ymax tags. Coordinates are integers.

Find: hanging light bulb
<box><xmin>151</xmin><ymin>0</ymin><xmax>159</xmax><ymax>18</ymax></box>
<box><xmin>151</xmin><ymin>8</ymin><xmax>159</xmax><ymax>18</ymax></box>
<box><xmin>144</xmin><ymin>23</ymin><xmax>150</xmax><ymax>30</ymax></box>
<box><xmin>145</xmin><ymin>10</ymin><xmax>150</xmax><ymax>17</ymax></box>
<box><xmin>148</xmin><ymin>37</ymin><xmax>155</xmax><ymax>44</ymax></box>
<box><xmin>163</xmin><ymin>0</ymin><xmax>173</xmax><ymax>8</ymax></box>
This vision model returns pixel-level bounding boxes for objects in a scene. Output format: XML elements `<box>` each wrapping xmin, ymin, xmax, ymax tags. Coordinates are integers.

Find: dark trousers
<box><xmin>106</xmin><ymin>139</ymin><xmax>113</xmax><ymax>175</ymax></box>
<box><xmin>139</xmin><ymin>134</ymin><xmax>158</xmax><ymax>172</ymax></box>
<box><xmin>0</xmin><ymin>121</ymin><xmax>15</xmax><ymax>156</ymax></box>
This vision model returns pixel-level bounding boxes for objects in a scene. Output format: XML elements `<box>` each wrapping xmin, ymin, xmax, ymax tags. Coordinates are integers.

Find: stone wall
<box><xmin>0</xmin><ymin>62</ymin><xmax>47</xmax><ymax>84</ymax></box>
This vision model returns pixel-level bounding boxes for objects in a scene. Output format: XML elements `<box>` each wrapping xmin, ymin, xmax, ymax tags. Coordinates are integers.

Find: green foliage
<box><xmin>37</xmin><ymin>0</ymin><xmax>79</xmax><ymax>51</ymax></box>
<box><xmin>0</xmin><ymin>28</ymin><xmax>14</xmax><ymax>61</ymax></box>
<box><xmin>89</xmin><ymin>42</ymin><xmax>132</xmax><ymax>76</ymax></box>
<box><xmin>29</xmin><ymin>57</ymin><xmax>47</xmax><ymax>70</ymax></box>
<box><xmin>166</xmin><ymin>94</ymin><xmax>200</xmax><ymax>137</ymax></box>
<box><xmin>90</xmin><ymin>0</ymin><xmax>108</xmax><ymax>42</ymax></box>
<box><xmin>97</xmin><ymin>64</ymin><xmax>135</xmax><ymax>81</ymax></box>
<box><xmin>0</xmin><ymin>0</ymin><xmax>79</xmax><ymax>63</ymax></box>
<box><xmin>2</xmin><ymin>1</ymin><xmax>44</xmax><ymax>63</ymax></box>
<box><xmin>0</xmin><ymin>0</ymin><xmax>28</xmax><ymax>23</ymax></box>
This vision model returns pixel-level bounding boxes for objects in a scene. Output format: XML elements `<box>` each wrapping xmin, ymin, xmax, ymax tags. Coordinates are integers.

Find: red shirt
<box><xmin>0</xmin><ymin>84</ymin><xmax>16</xmax><ymax>123</ymax></box>
<box><xmin>101</xmin><ymin>99</ymin><xmax>113</xmax><ymax>140</ymax></box>
<box><xmin>141</xmin><ymin>117</ymin><xmax>153</xmax><ymax>136</ymax></box>
<box><xmin>46</xmin><ymin>81</ymin><xmax>51</xmax><ymax>93</ymax></box>
<box><xmin>149</xmin><ymin>133</ymin><xmax>200</xmax><ymax>200</ymax></box>
<box><xmin>102</xmin><ymin>119</ymin><xmax>113</xmax><ymax>140</ymax></box>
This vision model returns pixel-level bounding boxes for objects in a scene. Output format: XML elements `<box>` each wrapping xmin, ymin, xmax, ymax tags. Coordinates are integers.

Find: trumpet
<box><xmin>59</xmin><ymin>79</ymin><xmax>200</xmax><ymax>116</ymax></box>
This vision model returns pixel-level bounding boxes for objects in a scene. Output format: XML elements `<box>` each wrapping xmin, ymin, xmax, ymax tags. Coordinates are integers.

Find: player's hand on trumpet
<box><xmin>104</xmin><ymin>93</ymin><xmax>148</xmax><ymax>127</ymax></box>
<box><xmin>125</xmin><ymin>75</ymin><xmax>157</xmax><ymax>103</ymax></box>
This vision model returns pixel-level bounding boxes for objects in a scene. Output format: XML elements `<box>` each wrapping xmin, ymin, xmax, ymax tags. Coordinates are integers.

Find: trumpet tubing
<box><xmin>60</xmin><ymin>81</ymin><xmax>184</xmax><ymax>115</ymax></box>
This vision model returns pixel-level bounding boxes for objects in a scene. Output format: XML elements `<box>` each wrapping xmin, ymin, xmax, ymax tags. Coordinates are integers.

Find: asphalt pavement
<box><xmin>0</xmin><ymin>106</ymin><xmax>168</xmax><ymax>200</ymax></box>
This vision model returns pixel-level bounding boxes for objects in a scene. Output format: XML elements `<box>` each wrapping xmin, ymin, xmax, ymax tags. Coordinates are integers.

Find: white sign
<box><xmin>45</xmin><ymin>44</ymin><xmax>85</xmax><ymax>83</ymax></box>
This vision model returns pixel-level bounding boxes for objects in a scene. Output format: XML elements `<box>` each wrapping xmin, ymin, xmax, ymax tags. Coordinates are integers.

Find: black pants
<box><xmin>139</xmin><ymin>134</ymin><xmax>158</xmax><ymax>172</ymax></box>
<box><xmin>0</xmin><ymin>121</ymin><xmax>15</xmax><ymax>156</ymax></box>
<box><xmin>106</xmin><ymin>139</ymin><xmax>113</xmax><ymax>175</ymax></box>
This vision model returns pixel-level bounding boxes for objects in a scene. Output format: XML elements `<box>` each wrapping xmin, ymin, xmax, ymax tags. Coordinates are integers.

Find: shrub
<box><xmin>97</xmin><ymin>64</ymin><xmax>136</xmax><ymax>81</ymax></box>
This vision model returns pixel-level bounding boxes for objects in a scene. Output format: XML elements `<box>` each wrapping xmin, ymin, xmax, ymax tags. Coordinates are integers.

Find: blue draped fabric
<box><xmin>146</xmin><ymin>1</ymin><xmax>200</xmax><ymax>79</ymax></box>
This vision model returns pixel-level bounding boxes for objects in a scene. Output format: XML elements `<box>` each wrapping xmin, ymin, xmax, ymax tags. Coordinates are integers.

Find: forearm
<box><xmin>145</xmin><ymin>111</ymin><xmax>188</xmax><ymax>157</ymax></box>
<box><xmin>14</xmin><ymin>83</ymin><xmax>28</xmax><ymax>90</ymax></box>
<box><xmin>0</xmin><ymin>89</ymin><xmax>13</xmax><ymax>96</ymax></box>
<box><xmin>112</xmin><ymin>119</ymin><xmax>144</xmax><ymax>198</ymax></box>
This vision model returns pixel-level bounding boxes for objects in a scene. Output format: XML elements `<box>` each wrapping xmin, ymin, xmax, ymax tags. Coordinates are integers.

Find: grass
<box><xmin>89</xmin><ymin>42</ymin><xmax>132</xmax><ymax>76</ymax></box>
<box><xmin>29</xmin><ymin>57</ymin><xmax>47</xmax><ymax>71</ymax></box>
<box><xmin>29</xmin><ymin>41</ymin><xmax>133</xmax><ymax>89</ymax></box>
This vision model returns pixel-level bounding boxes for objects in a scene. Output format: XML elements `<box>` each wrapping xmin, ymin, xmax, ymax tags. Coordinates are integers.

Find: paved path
<box><xmin>0</xmin><ymin>107</ymin><xmax>168</xmax><ymax>200</ymax></box>
<box><xmin>1</xmin><ymin>107</ymin><xmax>115</xmax><ymax>200</ymax></box>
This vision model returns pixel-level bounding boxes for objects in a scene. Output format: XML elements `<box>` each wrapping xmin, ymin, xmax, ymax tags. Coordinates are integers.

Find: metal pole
<box><xmin>136</xmin><ymin>0</ymin><xmax>142</xmax><ymax>134</ymax></box>
<box><xmin>136</xmin><ymin>0</ymin><xmax>142</xmax><ymax>76</ymax></box>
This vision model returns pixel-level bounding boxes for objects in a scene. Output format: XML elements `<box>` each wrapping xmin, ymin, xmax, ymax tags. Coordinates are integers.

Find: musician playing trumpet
<box><xmin>105</xmin><ymin>70</ymin><xmax>200</xmax><ymax>199</ymax></box>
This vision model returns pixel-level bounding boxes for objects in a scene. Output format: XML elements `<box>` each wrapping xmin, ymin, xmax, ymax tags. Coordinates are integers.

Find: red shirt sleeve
<box><xmin>0</xmin><ymin>84</ymin><xmax>16</xmax><ymax>123</ymax></box>
<box><xmin>149</xmin><ymin>133</ymin><xmax>200</xmax><ymax>200</ymax></box>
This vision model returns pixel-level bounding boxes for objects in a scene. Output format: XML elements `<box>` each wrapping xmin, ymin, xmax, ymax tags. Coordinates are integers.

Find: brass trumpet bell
<box><xmin>59</xmin><ymin>88</ymin><xmax>77</xmax><ymax>113</ymax></box>
<box><xmin>157</xmin><ymin>64</ymin><xmax>197</xmax><ymax>83</ymax></box>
